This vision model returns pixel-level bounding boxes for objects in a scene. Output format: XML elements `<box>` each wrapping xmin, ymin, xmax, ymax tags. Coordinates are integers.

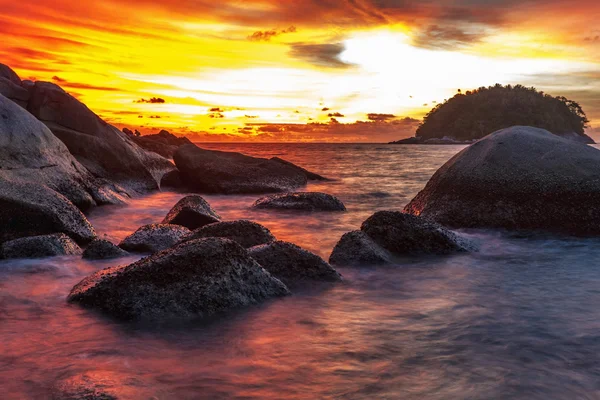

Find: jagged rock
<box><xmin>161</xmin><ymin>195</ymin><xmax>220</xmax><ymax>229</ymax></box>
<box><xmin>253</xmin><ymin>192</ymin><xmax>346</xmax><ymax>211</ymax></box>
<box><xmin>183</xmin><ymin>220</ymin><xmax>275</xmax><ymax>248</ymax></box>
<box><xmin>329</xmin><ymin>230</ymin><xmax>392</xmax><ymax>266</ymax></box>
<box><xmin>174</xmin><ymin>144</ymin><xmax>321</xmax><ymax>194</ymax></box>
<box><xmin>270</xmin><ymin>157</ymin><xmax>329</xmax><ymax>180</ymax></box>
<box><xmin>68</xmin><ymin>237</ymin><xmax>290</xmax><ymax>320</ymax></box>
<box><xmin>0</xmin><ymin>178</ymin><xmax>96</xmax><ymax>244</ymax></box>
<box><xmin>404</xmin><ymin>126</ymin><xmax>600</xmax><ymax>235</ymax></box>
<box><xmin>1</xmin><ymin>233</ymin><xmax>82</xmax><ymax>259</ymax></box>
<box><xmin>119</xmin><ymin>224</ymin><xmax>190</xmax><ymax>253</ymax></box>
<box><xmin>249</xmin><ymin>241</ymin><xmax>341</xmax><ymax>286</ymax></box>
<box><xmin>83</xmin><ymin>239</ymin><xmax>129</xmax><ymax>260</ymax></box>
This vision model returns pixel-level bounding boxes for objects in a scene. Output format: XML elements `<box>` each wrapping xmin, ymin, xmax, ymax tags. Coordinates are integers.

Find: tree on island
<box><xmin>414</xmin><ymin>84</ymin><xmax>590</xmax><ymax>141</ymax></box>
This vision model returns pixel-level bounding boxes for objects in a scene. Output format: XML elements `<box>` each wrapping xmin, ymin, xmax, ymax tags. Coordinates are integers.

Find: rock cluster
<box><xmin>253</xmin><ymin>192</ymin><xmax>346</xmax><ymax>211</ymax></box>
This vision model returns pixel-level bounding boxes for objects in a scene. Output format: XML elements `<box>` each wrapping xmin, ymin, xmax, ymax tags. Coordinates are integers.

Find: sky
<box><xmin>1</xmin><ymin>0</ymin><xmax>600</xmax><ymax>142</ymax></box>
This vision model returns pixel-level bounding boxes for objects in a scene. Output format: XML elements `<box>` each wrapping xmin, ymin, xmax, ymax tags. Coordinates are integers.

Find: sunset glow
<box><xmin>2</xmin><ymin>0</ymin><xmax>599</xmax><ymax>141</ymax></box>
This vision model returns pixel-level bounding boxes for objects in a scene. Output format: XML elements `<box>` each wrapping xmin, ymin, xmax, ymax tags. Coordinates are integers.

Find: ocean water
<box><xmin>2</xmin><ymin>143</ymin><xmax>600</xmax><ymax>399</ymax></box>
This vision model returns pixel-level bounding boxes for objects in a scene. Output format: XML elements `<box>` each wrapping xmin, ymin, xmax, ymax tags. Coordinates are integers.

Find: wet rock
<box><xmin>131</xmin><ymin>129</ymin><xmax>193</xmax><ymax>158</ymax></box>
<box><xmin>329</xmin><ymin>231</ymin><xmax>392</xmax><ymax>266</ymax></box>
<box><xmin>361</xmin><ymin>211</ymin><xmax>471</xmax><ymax>255</ymax></box>
<box><xmin>249</xmin><ymin>241</ymin><xmax>341</xmax><ymax>287</ymax></box>
<box><xmin>160</xmin><ymin>169</ymin><xmax>183</xmax><ymax>189</ymax></box>
<box><xmin>1</xmin><ymin>233</ymin><xmax>82</xmax><ymax>259</ymax></box>
<box><xmin>0</xmin><ymin>179</ymin><xmax>96</xmax><ymax>244</ymax></box>
<box><xmin>174</xmin><ymin>144</ymin><xmax>320</xmax><ymax>194</ymax></box>
<box><xmin>161</xmin><ymin>195</ymin><xmax>221</xmax><ymax>229</ymax></box>
<box><xmin>404</xmin><ymin>126</ymin><xmax>600</xmax><ymax>235</ymax></box>
<box><xmin>119</xmin><ymin>224</ymin><xmax>191</xmax><ymax>253</ymax></box>
<box><xmin>183</xmin><ymin>220</ymin><xmax>275</xmax><ymax>248</ymax></box>
<box><xmin>26</xmin><ymin>80</ymin><xmax>175</xmax><ymax>196</ymax></box>
<box><xmin>253</xmin><ymin>192</ymin><xmax>346</xmax><ymax>211</ymax></box>
<box><xmin>270</xmin><ymin>157</ymin><xmax>329</xmax><ymax>181</ymax></box>
<box><xmin>83</xmin><ymin>239</ymin><xmax>129</xmax><ymax>260</ymax></box>
<box><xmin>68</xmin><ymin>237</ymin><xmax>290</xmax><ymax>320</ymax></box>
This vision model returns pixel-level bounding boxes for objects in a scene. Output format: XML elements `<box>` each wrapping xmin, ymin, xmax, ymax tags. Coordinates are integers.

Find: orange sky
<box><xmin>2</xmin><ymin>0</ymin><xmax>600</xmax><ymax>142</ymax></box>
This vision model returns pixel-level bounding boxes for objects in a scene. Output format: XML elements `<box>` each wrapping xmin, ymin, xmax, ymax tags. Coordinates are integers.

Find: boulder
<box><xmin>25</xmin><ymin>80</ymin><xmax>175</xmax><ymax>196</ymax></box>
<box><xmin>0</xmin><ymin>179</ymin><xmax>96</xmax><ymax>244</ymax></box>
<box><xmin>329</xmin><ymin>230</ymin><xmax>392</xmax><ymax>266</ymax></box>
<box><xmin>119</xmin><ymin>224</ymin><xmax>190</xmax><ymax>253</ymax></box>
<box><xmin>160</xmin><ymin>169</ymin><xmax>183</xmax><ymax>189</ymax></box>
<box><xmin>161</xmin><ymin>195</ymin><xmax>221</xmax><ymax>229</ymax></box>
<box><xmin>182</xmin><ymin>220</ymin><xmax>275</xmax><ymax>248</ymax></box>
<box><xmin>83</xmin><ymin>239</ymin><xmax>129</xmax><ymax>260</ymax></box>
<box><xmin>249</xmin><ymin>241</ymin><xmax>341</xmax><ymax>287</ymax></box>
<box><xmin>174</xmin><ymin>144</ymin><xmax>323</xmax><ymax>194</ymax></box>
<box><xmin>0</xmin><ymin>93</ymin><xmax>112</xmax><ymax>209</ymax></box>
<box><xmin>68</xmin><ymin>237</ymin><xmax>290</xmax><ymax>320</ymax></box>
<box><xmin>253</xmin><ymin>192</ymin><xmax>346</xmax><ymax>211</ymax></box>
<box><xmin>1</xmin><ymin>233</ymin><xmax>82</xmax><ymax>259</ymax></box>
<box><xmin>131</xmin><ymin>129</ymin><xmax>193</xmax><ymax>158</ymax></box>
<box><xmin>0</xmin><ymin>63</ymin><xmax>21</xmax><ymax>84</ymax></box>
<box><xmin>404</xmin><ymin>126</ymin><xmax>600</xmax><ymax>235</ymax></box>
<box><xmin>270</xmin><ymin>157</ymin><xmax>329</xmax><ymax>180</ymax></box>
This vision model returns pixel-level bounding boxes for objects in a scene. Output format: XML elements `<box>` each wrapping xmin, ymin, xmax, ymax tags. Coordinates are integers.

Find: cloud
<box><xmin>289</xmin><ymin>43</ymin><xmax>354</xmax><ymax>68</ymax></box>
<box><xmin>52</xmin><ymin>76</ymin><xmax>66</xmax><ymax>83</ymax></box>
<box><xmin>367</xmin><ymin>113</ymin><xmax>396</xmax><ymax>121</ymax></box>
<box><xmin>248</xmin><ymin>26</ymin><xmax>296</xmax><ymax>41</ymax></box>
<box><xmin>209</xmin><ymin>107</ymin><xmax>223</xmax><ymax>112</ymax></box>
<box><xmin>135</xmin><ymin>97</ymin><xmax>166</xmax><ymax>103</ymax></box>
<box><xmin>412</xmin><ymin>24</ymin><xmax>488</xmax><ymax>50</ymax></box>
<box><xmin>328</xmin><ymin>112</ymin><xmax>345</xmax><ymax>117</ymax></box>
<box><xmin>209</xmin><ymin>112</ymin><xmax>225</xmax><ymax>118</ymax></box>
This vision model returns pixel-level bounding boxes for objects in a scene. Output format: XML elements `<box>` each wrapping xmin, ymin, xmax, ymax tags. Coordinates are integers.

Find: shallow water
<box><xmin>3</xmin><ymin>144</ymin><xmax>600</xmax><ymax>399</ymax></box>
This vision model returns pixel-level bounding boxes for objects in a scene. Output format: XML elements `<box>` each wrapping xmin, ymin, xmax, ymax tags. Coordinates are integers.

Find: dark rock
<box><xmin>0</xmin><ymin>77</ymin><xmax>29</xmax><ymax>105</ymax></box>
<box><xmin>68</xmin><ymin>237</ymin><xmax>290</xmax><ymax>320</ymax></box>
<box><xmin>361</xmin><ymin>211</ymin><xmax>471</xmax><ymax>255</ymax></box>
<box><xmin>404</xmin><ymin>126</ymin><xmax>600</xmax><ymax>235</ymax></box>
<box><xmin>1</xmin><ymin>233</ymin><xmax>82</xmax><ymax>259</ymax></box>
<box><xmin>161</xmin><ymin>195</ymin><xmax>220</xmax><ymax>229</ymax></box>
<box><xmin>25</xmin><ymin>81</ymin><xmax>175</xmax><ymax>196</ymax></box>
<box><xmin>119</xmin><ymin>224</ymin><xmax>191</xmax><ymax>253</ymax></box>
<box><xmin>253</xmin><ymin>192</ymin><xmax>346</xmax><ymax>211</ymax></box>
<box><xmin>0</xmin><ymin>63</ymin><xmax>21</xmax><ymax>84</ymax></box>
<box><xmin>183</xmin><ymin>220</ymin><xmax>275</xmax><ymax>248</ymax></box>
<box><xmin>132</xmin><ymin>130</ymin><xmax>193</xmax><ymax>158</ymax></box>
<box><xmin>388</xmin><ymin>137</ymin><xmax>423</xmax><ymax>144</ymax></box>
<box><xmin>122</xmin><ymin>127</ymin><xmax>134</xmax><ymax>136</ymax></box>
<box><xmin>83</xmin><ymin>239</ymin><xmax>129</xmax><ymax>260</ymax></box>
<box><xmin>270</xmin><ymin>157</ymin><xmax>329</xmax><ymax>180</ymax></box>
<box><xmin>329</xmin><ymin>230</ymin><xmax>392</xmax><ymax>266</ymax></box>
<box><xmin>249</xmin><ymin>241</ymin><xmax>341</xmax><ymax>286</ymax></box>
<box><xmin>174</xmin><ymin>144</ymin><xmax>320</xmax><ymax>194</ymax></box>
<box><xmin>160</xmin><ymin>169</ymin><xmax>183</xmax><ymax>188</ymax></box>
<box><xmin>0</xmin><ymin>178</ymin><xmax>96</xmax><ymax>244</ymax></box>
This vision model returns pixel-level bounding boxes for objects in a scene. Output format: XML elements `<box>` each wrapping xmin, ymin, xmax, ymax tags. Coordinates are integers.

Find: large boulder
<box><xmin>174</xmin><ymin>144</ymin><xmax>324</xmax><ymax>194</ymax></box>
<box><xmin>68</xmin><ymin>237</ymin><xmax>290</xmax><ymax>320</ymax></box>
<box><xmin>182</xmin><ymin>220</ymin><xmax>275</xmax><ymax>248</ymax></box>
<box><xmin>0</xmin><ymin>64</ymin><xmax>29</xmax><ymax>107</ymax></box>
<box><xmin>25</xmin><ymin>80</ymin><xmax>175</xmax><ymax>195</ymax></box>
<box><xmin>130</xmin><ymin>129</ymin><xmax>193</xmax><ymax>158</ymax></box>
<box><xmin>161</xmin><ymin>195</ymin><xmax>221</xmax><ymax>229</ymax></box>
<box><xmin>404</xmin><ymin>126</ymin><xmax>600</xmax><ymax>235</ymax></box>
<box><xmin>83</xmin><ymin>239</ymin><xmax>129</xmax><ymax>260</ymax></box>
<box><xmin>0</xmin><ymin>94</ymin><xmax>126</xmax><ymax>209</ymax></box>
<box><xmin>1</xmin><ymin>233</ymin><xmax>82</xmax><ymax>259</ymax></box>
<box><xmin>253</xmin><ymin>192</ymin><xmax>346</xmax><ymax>211</ymax></box>
<box><xmin>329</xmin><ymin>211</ymin><xmax>471</xmax><ymax>266</ymax></box>
<box><xmin>119</xmin><ymin>224</ymin><xmax>191</xmax><ymax>253</ymax></box>
<box><xmin>249</xmin><ymin>241</ymin><xmax>341</xmax><ymax>287</ymax></box>
<box><xmin>329</xmin><ymin>231</ymin><xmax>393</xmax><ymax>266</ymax></box>
<box><xmin>0</xmin><ymin>179</ymin><xmax>96</xmax><ymax>244</ymax></box>
<box><xmin>270</xmin><ymin>157</ymin><xmax>329</xmax><ymax>181</ymax></box>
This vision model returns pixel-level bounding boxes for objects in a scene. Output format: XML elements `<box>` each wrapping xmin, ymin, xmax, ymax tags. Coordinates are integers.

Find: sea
<box><xmin>2</xmin><ymin>143</ymin><xmax>600</xmax><ymax>399</ymax></box>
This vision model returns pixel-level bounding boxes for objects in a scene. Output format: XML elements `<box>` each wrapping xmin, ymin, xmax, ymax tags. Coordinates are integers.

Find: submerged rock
<box><xmin>249</xmin><ymin>241</ymin><xmax>341</xmax><ymax>287</ymax></box>
<box><xmin>1</xmin><ymin>233</ymin><xmax>82</xmax><ymax>259</ymax></box>
<box><xmin>83</xmin><ymin>239</ymin><xmax>129</xmax><ymax>260</ymax></box>
<box><xmin>174</xmin><ymin>144</ymin><xmax>322</xmax><ymax>194</ymax></box>
<box><xmin>161</xmin><ymin>195</ymin><xmax>221</xmax><ymax>229</ymax></box>
<box><xmin>404</xmin><ymin>126</ymin><xmax>600</xmax><ymax>235</ymax></box>
<box><xmin>253</xmin><ymin>192</ymin><xmax>346</xmax><ymax>211</ymax></box>
<box><xmin>0</xmin><ymin>179</ymin><xmax>96</xmax><ymax>244</ymax></box>
<box><xmin>329</xmin><ymin>230</ymin><xmax>392</xmax><ymax>266</ymax></box>
<box><xmin>68</xmin><ymin>237</ymin><xmax>290</xmax><ymax>320</ymax></box>
<box><xmin>183</xmin><ymin>220</ymin><xmax>275</xmax><ymax>248</ymax></box>
<box><xmin>119</xmin><ymin>224</ymin><xmax>191</xmax><ymax>253</ymax></box>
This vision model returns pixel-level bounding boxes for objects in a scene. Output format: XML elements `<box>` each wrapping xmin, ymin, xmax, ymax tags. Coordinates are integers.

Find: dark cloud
<box><xmin>209</xmin><ymin>107</ymin><xmax>223</xmax><ymax>112</ymax></box>
<box><xmin>248</xmin><ymin>26</ymin><xmax>296</xmax><ymax>41</ymax></box>
<box><xmin>136</xmin><ymin>97</ymin><xmax>166</xmax><ymax>103</ymax></box>
<box><xmin>328</xmin><ymin>112</ymin><xmax>345</xmax><ymax>117</ymax></box>
<box><xmin>367</xmin><ymin>113</ymin><xmax>396</xmax><ymax>121</ymax></box>
<box><xmin>209</xmin><ymin>112</ymin><xmax>225</xmax><ymax>118</ymax></box>
<box><xmin>412</xmin><ymin>24</ymin><xmax>487</xmax><ymax>50</ymax></box>
<box><xmin>289</xmin><ymin>43</ymin><xmax>354</xmax><ymax>69</ymax></box>
<box><xmin>322</xmin><ymin>107</ymin><xmax>330</xmax><ymax>111</ymax></box>
<box><xmin>52</xmin><ymin>76</ymin><xmax>66</xmax><ymax>83</ymax></box>
<box><xmin>49</xmin><ymin>76</ymin><xmax>120</xmax><ymax>92</ymax></box>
